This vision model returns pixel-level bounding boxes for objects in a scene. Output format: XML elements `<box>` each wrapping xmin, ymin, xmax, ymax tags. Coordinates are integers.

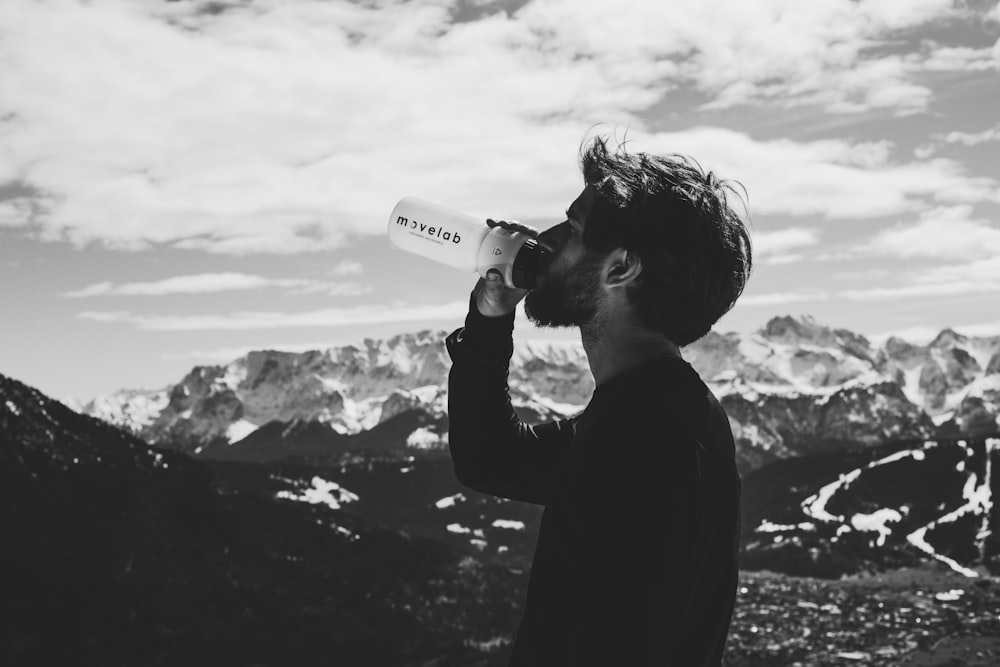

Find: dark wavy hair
<box><xmin>579</xmin><ymin>136</ymin><xmax>753</xmax><ymax>346</ymax></box>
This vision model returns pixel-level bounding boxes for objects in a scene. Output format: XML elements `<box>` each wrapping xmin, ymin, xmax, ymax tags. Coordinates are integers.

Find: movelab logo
<box><xmin>396</xmin><ymin>216</ymin><xmax>462</xmax><ymax>244</ymax></box>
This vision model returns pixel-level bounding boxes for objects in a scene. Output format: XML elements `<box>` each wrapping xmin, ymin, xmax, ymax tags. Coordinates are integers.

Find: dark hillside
<box><xmin>1</xmin><ymin>373</ymin><xmax>522</xmax><ymax>667</ymax></box>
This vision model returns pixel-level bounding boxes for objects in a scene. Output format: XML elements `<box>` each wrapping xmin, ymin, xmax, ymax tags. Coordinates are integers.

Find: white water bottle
<box><xmin>387</xmin><ymin>197</ymin><xmax>549</xmax><ymax>289</ymax></box>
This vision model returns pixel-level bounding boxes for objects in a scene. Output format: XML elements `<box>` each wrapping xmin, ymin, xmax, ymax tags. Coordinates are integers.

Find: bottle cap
<box><xmin>511</xmin><ymin>238</ymin><xmax>551</xmax><ymax>289</ymax></box>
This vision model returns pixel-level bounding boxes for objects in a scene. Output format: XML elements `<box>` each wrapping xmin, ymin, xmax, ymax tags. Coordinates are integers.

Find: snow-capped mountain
<box><xmin>875</xmin><ymin>328</ymin><xmax>1000</xmax><ymax>434</ymax></box>
<box><xmin>81</xmin><ymin>316</ymin><xmax>1000</xmax><ymax>470</ymax></box>
<box><xmin>82</xmin><ymin>329</ymin><xmax>591</xmax><ymax>456</ymax></box>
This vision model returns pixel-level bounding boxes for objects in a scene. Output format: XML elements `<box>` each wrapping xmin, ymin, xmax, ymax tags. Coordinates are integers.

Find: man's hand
<box><xmin>473</xmin><ymin>271</ymin><xmax>528</xmax><ymax>318</ymax></box>
<box><xmin>474</xmin><ymin>218</ymin><xmax>533</xmax><ymax>317</ymax></box>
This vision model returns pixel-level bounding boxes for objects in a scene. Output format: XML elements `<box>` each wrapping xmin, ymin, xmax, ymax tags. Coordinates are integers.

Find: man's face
<box><xmin>524</xmin><ymin>187</ymin><xmax>606</xmax><ymax>328</ymax></box>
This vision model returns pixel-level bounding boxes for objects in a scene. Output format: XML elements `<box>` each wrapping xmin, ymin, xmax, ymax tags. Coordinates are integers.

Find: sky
<box><xmin>1</xmin><ymin>0</ymin><xmax>999</xmax><ymax>403</ymax></box>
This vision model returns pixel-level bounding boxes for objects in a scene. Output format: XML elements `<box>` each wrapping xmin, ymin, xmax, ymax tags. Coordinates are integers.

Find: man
<box><xmin>445</xmin><ymin>136</ymin><xmax>752</xmax><ymax>666</ymax></box>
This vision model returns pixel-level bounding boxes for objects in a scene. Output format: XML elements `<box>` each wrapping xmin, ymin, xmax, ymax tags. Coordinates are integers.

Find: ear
<box><xmin>604</xmin><ymin>248</ymin><xmax>642</xmax><ymax>287</ymax></box>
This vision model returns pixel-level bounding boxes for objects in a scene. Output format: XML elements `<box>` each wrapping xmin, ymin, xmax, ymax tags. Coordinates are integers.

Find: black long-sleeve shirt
<box><xmin>446</xmin><ymin>301</ymin><xmax>741</xmax><ymax>666</ymax></box>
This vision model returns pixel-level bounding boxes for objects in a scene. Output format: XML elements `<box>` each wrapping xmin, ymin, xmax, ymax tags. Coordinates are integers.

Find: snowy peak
<box><xmin>875</xmin><ymin>328</ymin><xmax>1000</xmax><ymax>428</ymax></box>
<box><xmin>760</xmin><ymin>315</ymin><xmax>872</xmax><ymax>355</ymax></box>
<box><xmin>929</xmin><ymin>328</ymin><xmax>968</xmax><ymax>349</ymax></box>
<box><xmin>686</xmin><ymin>324</ymin><xmax>878</xmax><ymax>394</ymax></box>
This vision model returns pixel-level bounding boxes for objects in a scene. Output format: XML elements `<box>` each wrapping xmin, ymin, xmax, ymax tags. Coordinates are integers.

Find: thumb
<box><xmin>483</xmin><ymin>269</ymin><xmax>508</xmax><ymax>298</ymax></box>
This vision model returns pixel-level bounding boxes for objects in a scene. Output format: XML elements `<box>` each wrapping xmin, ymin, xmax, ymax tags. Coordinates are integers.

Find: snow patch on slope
<box><xmin>275</xmin><ymin>477</ymin><xmax>359</xmax><ymax>510</ymax></box>
<box><xmin>226</xmin><ymin>419</ymin><xmax>257</xmax><ymax>444</ymax></box>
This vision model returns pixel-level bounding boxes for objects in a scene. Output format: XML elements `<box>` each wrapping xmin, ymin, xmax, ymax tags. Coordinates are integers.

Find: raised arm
<box><xmin>446</xmin><ymin>275</ymin><xmax>575</xmax><ymax>505</ymax></box>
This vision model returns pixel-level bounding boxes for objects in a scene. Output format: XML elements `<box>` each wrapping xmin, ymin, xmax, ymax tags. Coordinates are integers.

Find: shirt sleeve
<box><xmin>445</xmin><ymin>294</ymin><xmax>576</xmax><ymax>505</ymax></box>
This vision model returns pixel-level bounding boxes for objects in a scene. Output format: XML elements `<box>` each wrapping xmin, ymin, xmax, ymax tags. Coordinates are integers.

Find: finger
<box><xmin>505</xmin><ymin>220</ymin><xmax>537</xmax><ymax>237</ymax></box>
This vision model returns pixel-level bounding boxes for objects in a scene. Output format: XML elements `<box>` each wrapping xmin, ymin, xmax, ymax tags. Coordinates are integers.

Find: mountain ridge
<box><xmin>78</xmin><ymin>315</ymin><xmax>1000</xmax><ymax>471</ymax></box>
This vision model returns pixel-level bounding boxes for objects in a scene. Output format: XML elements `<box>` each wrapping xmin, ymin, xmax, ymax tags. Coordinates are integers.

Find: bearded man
<box><xmin>446</xmin><ymin>136</ymin><xmax>752</xmax><ymax>666</ymax></box>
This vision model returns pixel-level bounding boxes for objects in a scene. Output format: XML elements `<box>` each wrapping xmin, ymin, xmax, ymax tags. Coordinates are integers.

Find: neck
<box><xmin>580</xmin><ymin>314</ymin><xmax>682</xmax><ymax>387</ymax></box>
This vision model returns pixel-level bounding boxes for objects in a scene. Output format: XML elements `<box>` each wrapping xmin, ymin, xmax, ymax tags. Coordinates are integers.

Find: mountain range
<box><xmin>4</xmin><ymin>311</ymin><xmax>1000</xmax><ymax>665</ymax></box>
<box><xmin>79</xmin><ymin>315</ymin><xmax>1000</xmax><ymax>473</ymax></box>
<box><xmin>66</xmin><ymin>313</ymin><xmax>1000</xmax><ymax>580</ymax></box>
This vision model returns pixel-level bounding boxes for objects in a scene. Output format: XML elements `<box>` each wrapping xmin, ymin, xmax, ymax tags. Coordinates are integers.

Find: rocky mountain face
<box><xmin>876</xmin><ymin>328</ymin><xmax>1000</xmax><ymax>435</ymax></box>
<box><xmin>81</xmin><ymin>316</ymin><xmax>1000</xmax><ymax>472</ymax></box>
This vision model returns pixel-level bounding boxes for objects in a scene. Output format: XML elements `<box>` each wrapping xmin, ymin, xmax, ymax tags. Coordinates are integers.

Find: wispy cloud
<box><xmin>834</xmin><ymin>255</ymin><xmax>1000</xmax><ymax>302</ymax></box>
<box><xmin>290</xmin><ymin>281</ymin><xmax>372</xmax><ymax>297</ymax></box>
<box><xmin>77</xmin><ymin>300</ymin><xmax>468</xmax><ymax>331</ymax></box>
<box><xmin>753</xmin><ymin>227</ymin><xmax>820</xmax><ymax>264</ymax></box>
<box><xmin>642</xmin><ymin>128</ymin><xmax>998</xmax><ymax>220</ymax></box>
<box><xmin>61</xmin><ymin>272</ymin><xmax>370</xmax><ymax>297</ymax></box>
<box><xmin>917</xmin><ymin>256</ymin><xmax>1000</xmax><ymax>285</ymax></box>
<box><xmin>857</xmin><ymin>205</ymin><xmax>1000</xmax><ymax>261</ymax></box>
<box><xmin>328</xmin><ymin>259</ymin><xmax>364</xmax><ymax>277</ymax></box>
<box><xmin>737</xmin><ymin>290</ymin><xmax>830</xmax><ymax>307</ymax></box>
<box><xmin>839</xmin><ymin>281</ymin><xmax>1000</xmax><ymax>301</ymax></box>
<box><xmin>63</xmin><ymin>273</ymin><xmax>301</xmax><ymax>297</ymax></box>
<box><xmin>939</xmin><ymin>123</ymin><xmax>1000</xmax><ymax>146</ymax></box>
<box><xmin>1</xmin><ymin>0</ymin><xmax>995</xmax><ymax>254</ymax></box>
<box><xmin>835</xmin><ymin>227</ymin><xmax>1000</xmax><ymax>302</ymax></box>
<box><xmin>918</xmin><ymin>45</ymin><xmax>998</xmax><ymax>73</ymax></box>
<box><xmin>917</xmin><ymin>122</ymin><xmax>1000</xmax><ymax>157</ymax></box>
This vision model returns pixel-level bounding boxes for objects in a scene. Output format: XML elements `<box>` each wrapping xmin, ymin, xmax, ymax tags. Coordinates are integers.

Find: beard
<box><xmin>524</xmin><ymin>252</ymin><xmax>603</xmax><ymax>328</ymax></box>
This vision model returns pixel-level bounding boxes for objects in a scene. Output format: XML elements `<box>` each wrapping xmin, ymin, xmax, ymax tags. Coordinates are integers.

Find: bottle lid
<box><xmin>511</xmin><ymin>238</ymin><xmax>551</xmax><ymax>289</ymax></box>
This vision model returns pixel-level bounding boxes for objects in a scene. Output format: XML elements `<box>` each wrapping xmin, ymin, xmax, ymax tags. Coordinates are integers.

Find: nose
<box><xmin>535</xmin><ymin>221</ymin><xmax>569</xmax><ymax>252</ymax></box>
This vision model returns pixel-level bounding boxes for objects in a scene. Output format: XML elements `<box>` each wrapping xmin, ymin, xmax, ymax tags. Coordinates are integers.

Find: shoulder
<box><xmin>601</xmin><ymin>357</ymin><xmax>711</xmax><ymax>428</ymax></box>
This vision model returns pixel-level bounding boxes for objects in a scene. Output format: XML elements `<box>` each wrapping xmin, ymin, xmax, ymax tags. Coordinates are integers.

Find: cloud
<box><xmin>638</xmin><ymin>128</ymin><xmax>998</xmax><ymax>219</ymax></box>
<box><xmin>840</xmin><ymin>207</ymin><xmax>1000</xmax><ymax>302</ymax></box>
<box><xmin>0</xmin><ymin>193</ymin><xmax>47</xmax><ymax>228</ymax></box>
<box><xmin>522</xmin><ymin>0</ymin><xmax>963</xmax><ymax>113</ymax></box>
<box><xmin>858</xmin><ymin>205</ymin><xmax>1000</xmax><ymax>261</ymax></box>
<box><xmin>916</xmin><ymin>256</ymin><xmax>1000</xmax><ymax>284</ymax></box>
<box><xmin>77</xmin><ymin>300</ymin><xmax>468</xmax><ymax>330</ymax></box>
<box><xmin>835</xmin><ymin>255</ymin><xmax>1000</xmax><ymax>303</ymax></box>
<box><xmin>918</xmin><ymin>45</ymin><xmax>998</xmax><ymax>72</ymax></box>
<box><xmin>60</xmin><ymin>272</ymin><xmax>370</xmax><ymax>297</ymax></box>
<box><xmin>62</xmin><ymin>272</ymin><xmax>304</xmax><ymax>297</ymax></box>
<box><xmin>939</xmin><ymin>123</ymin><xmax>1000</xmax><ymax>146</ymax></box>
<box><xmin>1</xmin><ymin>0</ymin><xmax>995</xmax><ymax>254</ymax></box>
<box><xmin>918</xmin><ymin>122</ymin><xmax>1000</xmax><ymax>157</ymax></box>
<box><xmin>736</xmin><ymin>290</ymin><xmax>830</xmax><ymax>307</ymax></box>
<box><xmin>290</xmin><ymin>281</ymin><xmax>372</xmax><ymax>297</ymax></box>
<box><xmin>328</xmin><ymin>259</ymin><xmax>364</xmax><ymax>277</ymax></box>
<box><xmin>839</xmin><ymin>281</ymin><xmax>1000</xmax><ymax>301</ymax></box>
<box><xmin>753</xmin><ymin>227</ymin><xmax>821</xmax><ymax>262</ymax></box>
<box><xmin>831</xmin><ymin>268</ymin><xmax>893</xmax><ymax>282</ymax></box>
